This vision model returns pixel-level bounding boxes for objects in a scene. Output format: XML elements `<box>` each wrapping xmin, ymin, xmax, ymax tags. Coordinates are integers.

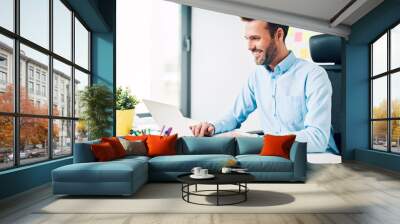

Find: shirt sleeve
<box><xmin>289</xmin><ymin>67</ymin><xmax>332</xmax><ymax>152</ymax></box>
<box><xmin>212</xmin><ymin>72</ymin><xmax>258</xmax><ymax>134</ymax></box>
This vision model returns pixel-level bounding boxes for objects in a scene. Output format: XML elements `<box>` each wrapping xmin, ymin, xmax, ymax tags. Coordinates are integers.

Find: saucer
<box><xmin>190</xmin><ymin>174</ymin><xmax>215</xmax><ymax>179</ymax></box>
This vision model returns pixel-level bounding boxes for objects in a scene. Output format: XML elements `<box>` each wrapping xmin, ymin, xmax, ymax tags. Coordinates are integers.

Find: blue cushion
<box><xmin>236</xmin><ymin>137</ymin><xmax>263</xmax><ymax>155</ymax></box>
<box><xmin>236</xmin><ymin>155</ymin><xmax>293</xmax><ymax>172</ymax></box>
<box><xmin>149</xmin><ymin>154</ymin><xmax>235</xmax><ymax>172</ymax></box>
<box><xmin>177</xmin><ymin>137</ymin><xmax>236</xmax><ymax>155</ymax></box>
<box><xmin>73</xmin><ymin>140</ymin><xmax>100</xmax><ymax>163</ymax></box>
<box><xmin>53</xmin><ymin>159</ymin><xmax>147</xmax><ymax>183</ymax></box>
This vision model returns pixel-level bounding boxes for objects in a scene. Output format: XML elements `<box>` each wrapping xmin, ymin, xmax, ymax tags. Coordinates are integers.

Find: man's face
<box><xmin>244</xmin><ymin>20</ymin><xmax>278</xmax><ymax>66</ymax></box>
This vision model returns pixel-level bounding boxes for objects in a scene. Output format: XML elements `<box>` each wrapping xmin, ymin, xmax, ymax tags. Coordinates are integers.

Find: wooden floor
<box><xmin>1</xmin><ymin>161</ymin><xmax>400</xmax><ymax>224</ymax></box>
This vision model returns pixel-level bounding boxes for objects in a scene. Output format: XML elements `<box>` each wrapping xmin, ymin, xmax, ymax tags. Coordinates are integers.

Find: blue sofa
<box><xmin>52</xmin><ymin>137</ymin><xmax>307</xmax><ymax>196</ymax></box>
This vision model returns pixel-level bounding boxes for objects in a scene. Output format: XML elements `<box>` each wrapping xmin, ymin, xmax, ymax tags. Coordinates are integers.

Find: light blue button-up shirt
<box><xmin>213</xmin><ymin>51</ymin><xmax>338</xmax><ymax>153</ymax></box>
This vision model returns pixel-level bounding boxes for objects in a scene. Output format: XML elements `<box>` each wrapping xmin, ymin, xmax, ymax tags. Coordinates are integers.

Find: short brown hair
<box><xmin>241</xmin><ymin>17</ymin><xmax>289</xmax><ymax>41</ymax></box>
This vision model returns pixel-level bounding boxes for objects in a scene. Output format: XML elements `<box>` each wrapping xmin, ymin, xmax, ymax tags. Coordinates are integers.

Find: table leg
<box><xmin>195</xmin><ymin>184</ymin><xmax>198</xmax><ymax>192</ymax></box>
<box><xmin>217</xmin><ymin>184</ymin><xmax>219</xmax><ymax>206</ymax></box>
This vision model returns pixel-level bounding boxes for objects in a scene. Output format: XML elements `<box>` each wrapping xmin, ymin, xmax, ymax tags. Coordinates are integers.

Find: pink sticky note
<box><xmin>294</xmin><ymin>32</ymin><xmax>303</xmax><ymax>42</ymax></box>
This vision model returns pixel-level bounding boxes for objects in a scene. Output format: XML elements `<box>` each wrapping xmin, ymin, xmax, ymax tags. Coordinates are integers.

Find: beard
<box><xmin>254</xmin><ymin>42</ymin><xmax>278</xmax><ymax>67</ymax></box>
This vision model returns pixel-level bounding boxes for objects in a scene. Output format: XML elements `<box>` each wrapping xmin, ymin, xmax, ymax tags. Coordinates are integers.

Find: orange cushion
<box><xmin>101</xmin><ymin>137</ymin><xmax>127</xmax><ymax>158</ymax></box>
<box><xmin>259</xmin><ymin>134</ymin><xmax>296</xmax><ymax>159</ymax></box>
<box><xmin>91</xmin><ymin>142</ymin><xmax>117</xmax><ymax>161</ymax></box>
<box><xmin>124</xmin><ymin>135</ymin><xmax>148</xmax><ymax>142</ymax></box>
<box><xmin>146</xmin><ymin>134</ymin><xmax>178</xmax><ymax>157</ymax></box>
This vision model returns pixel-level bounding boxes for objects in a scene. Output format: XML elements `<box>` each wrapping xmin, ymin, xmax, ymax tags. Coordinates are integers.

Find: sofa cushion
<box><xmin>149</xmin><ymin>154</ymin><xmax>235</xmax><ymax>172</ymax></box>
<box><xmin>260</xmin><ymin>134</ymin><xmax>296</xmax><ymax>159</ymax></box>
<box><xmin>101</xmin><ymin>137</ymin><xmax>127</xmax><ymax>158</ymax></box>
<box><xmin>53</xmin><ymin>158</ymin><xmax>147</xmax><ymax>183</ymax></box>
<box><xmin>91</xmin><ymin>142</ymin><xmax>118</xmax><ymax>161</ymax></box>
<box><xmin>236</xmin><ymin>137</ymin><xmax>263</xmax><ymax>155</ymax></box>
<box><xmin>236</xmin><ymin>155</ymin><xmax>293</xmax><ymax>172</ymax></box>
<box><xmin>178</xmin><ymin>137</ymin><xmax>236</xmax><ymax>155</ymax></box>
<box><xmin>74</xmin><ymin>140</ymin><xmax>100</xmax><ymax>163</ymax></box>
<box><xmin>147</xmin><ymin>134</ymin><xmax>178</xmax><ymax>157</ymax></box>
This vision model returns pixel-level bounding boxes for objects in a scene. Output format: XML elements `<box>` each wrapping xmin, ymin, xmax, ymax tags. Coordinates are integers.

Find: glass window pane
<box><xmin>372</xmin><ymin>77</ymin><xmax>387</xmax><ymax>119</ymax></box>
<box><xmin>53</xmin><ymin>119</ymin><xmax>72</xmax><ymax>157</ymax></box>
<box><xmin>0</xmin><ymin>116</ymin><xmax>14</xmax><ymax>170</ymax></box>
<box><xmin>75</xmin><ymin>120</ymin><xmax>88</xmax><ymax>143</ymax></box>
<box><xmin>0</xmin><ymin>34</ymin><xmax>14</xmax><ymax>112</ymax></box>
<box><xmin>74</xmin><ymin>69</ymin><xmax>89</xmax><ymax>118</ymax></box>
<box><xmin>372</xmin><ymin>33</ymin><xmax>387</xmax><ymax>76</ymax></box>
<box><xmin>391</xmin><ymin>72</ymin><xmax>400</xmax><ymax>118</ymax></box>
<box><xmin>391</xmin><ymin>24</ymin><xmax>400</xmax><ymax>70</ymax></box>
<box><xmin>53</xmin><ymin>59</ymin><xmax>72</xmax><ymax>117</ymax></box>
<box><xmin>20</xmin><ymin>44</ymin><xmax>49</xmax><ymax>115</ymax></box>
<box><xmin>74</xmin><ymin>18</ymin><xmax>89</xmax><ymax>69</ymax></box>
<box><xmin>20</xmin><ymin>0</ymin><xmax>49</xmax><ymax>49</ymax></box>
<box><xmin>53</xmin><ymin>0</ymin><xmax>72</xmax><ymax>60</ymax></box>
<box><xmin>391</xmin><ymin>120</ymin><xmax>400</xmax><ymax>153</ymax></box>
<box><xmin>19</xmin><ymin>117</ymin><xmax>49</xmax><ymax>165</ymax></box>
<box><xmin>0</xmin><ymin>0</ymin><xmax>14</xmax><ymax>31</ymax></box>
<box><xmin>372</xmin><ymin>121</ymin><xmax>388</xmax><ymax>151</ymax></box>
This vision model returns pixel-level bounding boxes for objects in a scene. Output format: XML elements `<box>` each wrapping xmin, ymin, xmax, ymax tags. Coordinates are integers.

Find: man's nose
<box><xmin>248</xmin><ymin>42</ymin><xmax>255</xmax><ymax>51</ymax></box>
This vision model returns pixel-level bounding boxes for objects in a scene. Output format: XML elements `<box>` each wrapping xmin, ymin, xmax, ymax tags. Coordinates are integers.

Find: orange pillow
<box><xmin>125</xmin><ymin>135</ymin><xmax>148</xmax><ymax>142</ymax></box>
<box><xmin>146</xmin><ymin>134</ymin><xmax>178</xmax><ymax>157</ymax></box>
<box><xmin>259</xmin><ymin>134</ymin><xmax>296</xmax><ymax>159</ymax></box>
<box><xmin>91</xmin><ymin>142</ymin><xmax>117</xmax><ymax>161</ymax></box>
<box><xmin>101</xmin><ymin>137</ymin><xmax>126</xmax><ymax>158</ymax></box>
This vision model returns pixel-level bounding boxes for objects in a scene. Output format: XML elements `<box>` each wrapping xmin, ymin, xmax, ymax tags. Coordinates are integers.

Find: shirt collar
<box><xmin>267</xmin><ymin>51</ymin><xmax>296</xmax><ymax>76</ymax></box>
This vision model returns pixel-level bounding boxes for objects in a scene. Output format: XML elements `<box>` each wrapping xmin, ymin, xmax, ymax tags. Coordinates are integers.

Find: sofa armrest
<box><xmin>289</xmin><ymin>142</ymin><xmax>307</xmax><ymax>181</ymax></box>
<box><xmin>73</xmin><ymin>140</ymin><xmax>100</xmax><ymax>163</ymax></box>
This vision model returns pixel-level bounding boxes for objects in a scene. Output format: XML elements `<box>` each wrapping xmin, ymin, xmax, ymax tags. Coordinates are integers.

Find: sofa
<box><xmin>52</xmin><ymin>136</ymin><xmax>307</xmax><ymax>196</ymax></box>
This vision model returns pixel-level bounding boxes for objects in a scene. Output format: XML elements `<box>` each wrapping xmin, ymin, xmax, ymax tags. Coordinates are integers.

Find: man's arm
<box><xmin>212</xmin><ymin>73</ymin><xmax>258</xmax><ymax>135</ymax></box>
<box><xmin>288</xmin><ymin>67</ymin><xmax>332</xmax><ymax>152</ymax></box>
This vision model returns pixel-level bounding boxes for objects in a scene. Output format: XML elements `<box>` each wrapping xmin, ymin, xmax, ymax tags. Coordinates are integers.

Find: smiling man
<box><xmin>190</xmin><ymin>18</ymin><xmax>338</xmax><ymax>153</ymax></box>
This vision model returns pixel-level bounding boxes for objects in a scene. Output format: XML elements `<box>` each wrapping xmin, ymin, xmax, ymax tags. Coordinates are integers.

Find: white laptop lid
<box><xmin>142</xmin><ymin>99</ymin><xmax>195</xmax><ymax>136</ymax></box>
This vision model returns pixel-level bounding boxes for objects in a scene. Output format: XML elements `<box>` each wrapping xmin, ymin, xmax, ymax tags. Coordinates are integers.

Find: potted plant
<box><xmin>116</xmin><ymin>86</ymin><xmax>139</xmax><ymax>136</ymax></box>
<box><xmin>79</xmin><ymin>84</ymin><xmax>114</xmax><ymax>140</ymax></box>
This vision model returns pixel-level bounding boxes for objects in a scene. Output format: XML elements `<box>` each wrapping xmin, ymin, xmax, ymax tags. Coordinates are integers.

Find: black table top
<box><xmin>177</xmin><ymin>172</ymin><xmax>255</xmax><ymax>185</ymax></box>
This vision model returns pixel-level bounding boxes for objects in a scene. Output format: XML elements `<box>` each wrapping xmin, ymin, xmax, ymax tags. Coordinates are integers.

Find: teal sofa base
<box><xmin>52</xmin><ymin>137</ymin><xmax>307</xmax><ymax>196</ymax></box>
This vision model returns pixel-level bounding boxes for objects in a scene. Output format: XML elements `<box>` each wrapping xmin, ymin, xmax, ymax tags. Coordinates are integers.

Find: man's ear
<box><xmin>275</xmin><ymin>28</ymin><xmax>284</xmax><ymax>42</ymax></box>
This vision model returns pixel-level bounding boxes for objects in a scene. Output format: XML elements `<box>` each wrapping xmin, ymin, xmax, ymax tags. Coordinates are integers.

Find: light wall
<box><xmin>190</xmin><ymin>8</ymin><xmax>261</xmax><ymax>131</ymax></box>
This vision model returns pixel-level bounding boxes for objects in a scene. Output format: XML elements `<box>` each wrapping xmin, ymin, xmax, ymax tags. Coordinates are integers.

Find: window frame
<box><xmin>0</xmin><ymin>0</ymin><xmax>92</xmax><ymax>171</ymax></box>
<box><xmin>370</xmin><ymin>20</ymin><xmax>400</xmax><ymax>154</ymax></box>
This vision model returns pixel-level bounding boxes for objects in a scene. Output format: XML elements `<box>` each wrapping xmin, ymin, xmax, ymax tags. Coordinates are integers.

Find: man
<box><xmin>190</xmin><ymin>17</ymin><xmax>338</xmax><ymax>153</ymax></box>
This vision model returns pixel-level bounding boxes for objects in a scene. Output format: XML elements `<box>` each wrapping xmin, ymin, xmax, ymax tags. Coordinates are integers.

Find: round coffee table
<box><xmin>177</xmin><ymin>173</ymin><xmax>255</xmax><ymax>206</ymax></box>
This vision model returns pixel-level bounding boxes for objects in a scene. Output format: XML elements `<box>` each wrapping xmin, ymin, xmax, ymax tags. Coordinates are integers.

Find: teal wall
<box><xmin>344</xmin><ymin>0</ymin><xmax>400</xmax><ymax>171</ymax></box>
<box><xmin>0</xmin><ymin>0</ymin><xmax>116</xmax><ymax>200</ymax></box>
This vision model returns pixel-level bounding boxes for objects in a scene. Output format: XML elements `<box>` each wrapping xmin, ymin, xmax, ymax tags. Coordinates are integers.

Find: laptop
<box><xmin>142</xmin><ymin>99</ymin><xmax>197</xmax><ymax>136</ymax></box>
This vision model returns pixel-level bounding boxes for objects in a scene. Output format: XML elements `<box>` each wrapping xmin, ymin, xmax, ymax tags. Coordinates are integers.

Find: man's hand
<box><xmin>189</xmin><ymin>122</ymin><xmax>215</xmax><ymax>137</ymax></box>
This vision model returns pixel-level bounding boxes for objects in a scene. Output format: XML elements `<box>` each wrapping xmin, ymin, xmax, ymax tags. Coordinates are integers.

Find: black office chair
<box><xmin>310</xmin><ymin>34</ymin><xmax>343</xmax><ymax>153</ymax></box>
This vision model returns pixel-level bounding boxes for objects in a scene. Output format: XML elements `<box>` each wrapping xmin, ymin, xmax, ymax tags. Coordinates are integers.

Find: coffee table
<box><xmin>177</xmin><ymin>172</ymin><xmax>255</xmax><ymax>206</ymax></box>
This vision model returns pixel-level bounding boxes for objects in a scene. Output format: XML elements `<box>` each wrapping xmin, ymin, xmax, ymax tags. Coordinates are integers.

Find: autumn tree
<box><xmin>0</xmin><ymin>84</ymin><xmax>60</xmax><ymax>153</ymax></box>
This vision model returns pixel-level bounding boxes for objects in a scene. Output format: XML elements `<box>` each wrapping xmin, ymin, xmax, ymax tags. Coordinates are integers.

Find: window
<box><xmin>117</xmin><ymin>0</ymin><xmax>181</xmax><ymax>116</ymax></box>
<box><xmin>370</xmin><ymin>23</ymin><xmax>400</xmax><ymax>153</ymax></box>
<box><xmin>0</xmin><ymin>71</ymin><xmax>6</xmax><ymax>85</ymax></box>
<box><xmin>0</xmin><ymin>0</ymin><xmax>91</xmax><ymax>170</ymax></box>
<box><xmin>53</xmin><ymin>0</ymin><xmax>72</xmax><ymax>60</ymax></box>
<box><xmin>20</xmin><ymin>0</ymin><xmax>49</xmax><ymax>48</ymax></box>
<box><xmin>0</xmin><ymin>34</ymin><xmax>14</xmax><ymax>113</ymax></box>
<box><xmin>0</xmin><ymin>0</ymin><xmax>14</xmax><ymax>31</ymax></box>
<box><xmin>28</xmin><ymin>81</ymin><xmax>34</xmax><ymax>94</ymax></box>
<box><xmin>74</xmin><ymin>18</ymin><xmax>89</xmax><ymax>69</ymax></box>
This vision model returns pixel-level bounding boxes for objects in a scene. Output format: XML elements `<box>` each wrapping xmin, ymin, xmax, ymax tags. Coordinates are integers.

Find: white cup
<box><xmin>200</xmin><ymin>169</ymin><xmax>208</xmax><ymax>176</ymax></box>
<box><xmin>221</xmin><ymin>167</ymin><xmax>232</xmax><ymax>174</ymax></box>
<box><xmin>191</xmin><ymin>167</ymin><xmax>202</xmax><ymax>176</ymax></box>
